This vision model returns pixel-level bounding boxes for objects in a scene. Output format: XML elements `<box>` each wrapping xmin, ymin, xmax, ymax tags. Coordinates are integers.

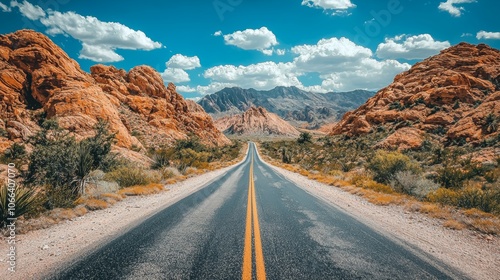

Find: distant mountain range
<box><xmin>215</xmin><ymin>107</ymin><xmax>300</xmax><ymax>137</ymax></box>
<box><xmin>198</xmin><ymin>86</ymin><xmax>374</xmax><ymax>129</ymax></box>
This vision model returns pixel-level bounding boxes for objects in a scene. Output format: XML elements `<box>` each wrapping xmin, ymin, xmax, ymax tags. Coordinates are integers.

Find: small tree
<box><xmin>297</xmin><ymin>132</ymin><xmax>312</xmax><ymax>144</ymax></box>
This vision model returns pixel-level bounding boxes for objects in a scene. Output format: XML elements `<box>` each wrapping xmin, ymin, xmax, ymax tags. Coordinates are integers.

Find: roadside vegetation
<box><xmin>260</xmin><ymin>131</ymin><xmax>500</xmax><ymax>235</ymax></box>
<box><xmin>0</xmin><ymin>119</ymin><xmax>244</xmax><ymax>233</ymax></box>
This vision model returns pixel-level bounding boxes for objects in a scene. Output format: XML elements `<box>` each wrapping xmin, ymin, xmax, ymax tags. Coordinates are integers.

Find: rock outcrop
<box><xmin>0</xmin><ymin>30</ymin><xmax>229</xmax><ymax>154</ymax></box>
<box><xmin>216</xmin><ymin>107</ymin><xmax>300</xmax><ymax>137</ymax></box>
<box><xmin>330</xmin><ymin>43</ymin><xmax>500</xmax><ymax>149</ymax></box>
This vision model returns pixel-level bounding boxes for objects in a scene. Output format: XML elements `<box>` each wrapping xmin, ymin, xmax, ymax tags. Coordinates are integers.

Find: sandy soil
<box><xmin>1</xmin><ymin>152</ymin><xmax>499</xmax><ymax>280</ymax></box>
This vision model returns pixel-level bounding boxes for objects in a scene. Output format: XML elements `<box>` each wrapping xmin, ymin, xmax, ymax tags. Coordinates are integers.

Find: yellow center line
<box><xmin>242</xmin><ymin>151</ymin><xmax>267</xmax><ymax>280</ymax></box>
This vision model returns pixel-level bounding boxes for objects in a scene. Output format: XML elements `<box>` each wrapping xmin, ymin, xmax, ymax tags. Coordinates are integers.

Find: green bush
<box><xmin>297</xmin><ymin>132</ymin><xmax>312</xmax><ymax>144</ymax></box>
<box><xmin>105</xmin><ymin>166</ymin><xmax>158</xmax><ymax>188</ymax></box>
<box><xmin>0</xmin><ymin>184</ymin><xmax>38</xmax><ymax>227</ymax></box>
<box><xmin>25</xmin><ymin>119</ymin><xmax>115</xmax><ymax>199</ymax></box>
<box><xmin>366</xmin><ymin>150</ymin><xmax>420</xmax><ymax>184</ymax></box>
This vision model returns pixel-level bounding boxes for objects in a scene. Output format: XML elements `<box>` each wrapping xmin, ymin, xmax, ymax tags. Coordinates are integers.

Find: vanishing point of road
<box><xmin>51</xmin><ymin>143</ymin><xmax>465</xmax><ymax>280</ymax></box>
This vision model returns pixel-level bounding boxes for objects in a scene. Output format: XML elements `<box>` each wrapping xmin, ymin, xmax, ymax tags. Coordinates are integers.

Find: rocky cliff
<box><xmin>199</xmin><ymin>86</ymin><xmax>374</xmax><ymax>129</ymax></box>
<box><xmin>215</xmin><ymin>107</ymin><xmax>300</xmax><ymax>137</ymax></box>
<box><xmin>0</xmin><ymin>30</ymin><xmax>229</xmax><ymax>154</ymax></box>
<box><xmin>330</xmin><ymin>43</ymin><xmax>500</xmax><ymax>149</ymax></box>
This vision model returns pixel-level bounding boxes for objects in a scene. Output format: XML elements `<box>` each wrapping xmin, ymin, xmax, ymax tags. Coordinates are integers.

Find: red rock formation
<box><xmin>216</xmin><ymin>107</ymin><xmax>300</xmax><ymax>137</ymax></box>
<box><xmin>330</xmin><ymin>43</ymin><xmax>500</xmax><ymax>149</ymax></box>
<box><xmin>0</xmin><ymin>30</ymin><xmax>229</xmax><ymax>155</ymax></box>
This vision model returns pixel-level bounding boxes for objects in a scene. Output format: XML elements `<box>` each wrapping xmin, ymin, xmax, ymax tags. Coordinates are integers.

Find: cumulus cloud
<box><xmin>292</xmin><ymin>37</ymin><xmax>372</xmax><ymax>72</ymax></box>
<box><xmin>222</xmin><ymin>27</ymin><xmax>278</xmax><ymax>54</ymax></box>
<box><xmin>10</xmin><ymin>1</ymin><xmax>161</xmax><ymax>62</ymax></box>
<box><xmin>213</xmin><ymin>30</ymin><xmax>222</xmax><ymax>36</ymax></box>
<box><xmin>79</xmin><ymin>43</ymin><xmax>124</xmax><ymax>63</ymax></box>
<box><xmin>161</xmin><ymin>68</ymin><xmax>190</xmax><ymax>84</ymax></box>
<box><xmin>204</xmin><ymin>61</ymin><xmax>302</xmax><ymax>90</ymax></box>
<box><xmin>376</xmin><ymin>34</ymin><xmax>450</xmax><ymax>60</ymax></box>
<box><xmin>477</xmin><ymin>31</ymin><xmax>500</xmax><ymax>40</ymax></box>
<box><xmin>166</xmin><ymin>54</ymin><xmax>201</xmax><ymax>70</ymax></box>
<box><xmin>438</xmin><ymin>0</ymin><xmax>476</xmax><ymax>17</ymax></box>
<box><xmin>11</xmin><ymin>0</ymin><xmax>45</xmax><ymax>20</ymax></box>
<box><xmin>301</xmin><ymin>0</ymin><xmax>356</xmax><ymax>15</ymax></box>
<box><xmin>195</xmin><ymin>36</ymin><xmax>410</xmax><ymax>94</ymax></box>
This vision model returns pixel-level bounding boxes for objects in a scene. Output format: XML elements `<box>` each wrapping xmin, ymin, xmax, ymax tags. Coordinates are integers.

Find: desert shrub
<box><xmin>151</xmin><ymin>148</ymin><xmax>171</xmax><ymax>169</ymax></box>
<box><xmin>26</xmin><ymin>120</ymin><xmax>115</xmax><ymax>197</ymax></box>
<box><xmin>4</xmin><ymin>143</ymin><xmax>26</xmax><ymax>160</ymax></box>
<box><xmin>427</xmin><ymin>187</ymin><xmax>500</xmax><ymax>214</ymax></box>
<box><xmin>350</xmin><ymin>173</ymin><xmax>394</xmax><ymax>194</ymax></box>
<box><xmin>485</xmin><ymin>168</ymin><xmax>500</xmax><ymax>183</ymax></box>
<box><xmin>483</xmin><ymin>113</ymin><xmax>499</xmax><ymax>134</ymax></box>
<box><xmin>281</xmin><ymin>147</ymin><xmax>291</xmax><ymax>164</ymax></box>
<box><xmin>297</xmin><ymin>132</ymin><xmax>312</xmax><ymax>144</ymax></box>
<box><xmin>391</xmin><ymin>171</ymin><xmax>440</xmax><ymax>199</ymax></box>
<box><xmin>0</xmin><ymin>184</ymin><xmax>38</xmax><ymax>227</ymax></box>
<box><xmin>366</xmin><ymin>150</ymin><xmax>420</xmax><ymax>184</ymax></box>
<box><xmin>457</xmin><ymin>187</ymin><xmax>500</xmax><ymax>214</ymax></box>
<box><xmin>427</xmin><ymin>188</ymin><xmax>459</xmax><ymax>206</ymax></box>
<box><xmin>161</xmin><ymin>167</ymin><xmax>180</xmax><ymax>180</ymax></box>
<box><xmin>105</xmin><ymin>166</ymin><xmax>151</xmax><ymax>188</ymax></box>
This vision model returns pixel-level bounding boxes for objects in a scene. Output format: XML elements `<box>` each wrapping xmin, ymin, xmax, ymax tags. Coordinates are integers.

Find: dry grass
<box><xmin>418</xmin><ymin>204</ymin><xmax>452</xmax><ymax>220</ymax></box>
<box><xmin>117</xmin><ymin>183</ymin><xmax>165</xmax><ymax>196</ymax></box>
<box><xmin>467</xmin><ymin>219</ymin><xmax>500</xmax><ymax>235</ymax></box>
<box><xmin>100</xmin><ymin>193</ymin><xmax>125</xmax><ymax>202</ymax></box>
<box><xmin>443</xmin><ymin>219</ymin><xmax>466</xmax><ymax>230</ymax></box>
<box><xmin>462</xmin><ymin>208</ymin><xmax>495</xmax><ymax>219</ymax></box>
<box><xmin>83</xmin><ymin>198</ymin><xmax>110</xmax><ymax>210</ymax></box>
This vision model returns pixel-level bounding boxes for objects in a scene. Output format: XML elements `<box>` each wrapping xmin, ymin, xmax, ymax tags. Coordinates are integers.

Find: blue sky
<box><xmin>0</xmin><ymin>0</ymin><xmax>499</xmax><ymax>99</ymax></box>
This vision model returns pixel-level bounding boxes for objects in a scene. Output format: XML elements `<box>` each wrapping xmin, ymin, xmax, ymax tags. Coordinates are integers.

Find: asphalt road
<box><xmin>50</xmin><ymin>143</ymin><xmax>465</xmax><ymax>280</ymax></box>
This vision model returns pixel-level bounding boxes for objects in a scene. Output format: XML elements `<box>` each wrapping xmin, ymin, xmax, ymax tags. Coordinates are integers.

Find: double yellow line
<box><xmin>242</xmin><ymin>152</ymin><xmax>266</xmax><ymax>280</ymax></box>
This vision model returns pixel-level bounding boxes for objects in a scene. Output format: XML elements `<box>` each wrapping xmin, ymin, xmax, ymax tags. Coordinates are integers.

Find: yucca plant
<box><xmin>72</xmin><ymin>142</ymin><xmax>95</xmax><ymax>195</ymax></box>
<box><xmin>0</xmin><ymin>184</ymin><xmax>38</xmax><ymax>227</ymax></box>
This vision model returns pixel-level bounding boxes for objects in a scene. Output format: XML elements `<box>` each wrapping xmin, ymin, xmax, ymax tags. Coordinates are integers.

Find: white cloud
<box><xmin>319</xmin><ymin>58</ymin><xmax>410</xmax><ymax>91</ymax></box>
<box><xmin>79</xmin><ymin>43</ymin><xmax>124</xmax><ymax>62</ymax></box>
<box><xmin>0</xmin><ymin>2</ymin><xmax>11</xmax><ymax>12</ymax></box>
<box><xmin>166</xmin><ymin>54</ymin><xmax>201</xmax><ymax>70</ymax></box>
<box><xmin>376</xmin><ymin>34</ymin><xmax>450</xmax><ymax>60</ymax></box>
<box><xmin>301</xmin><ymin>0</ymin><xmax>356</xmax><ymax>15</ymax></box>
<box><xmin>276</xmin><ymin>49</ymin><xmax>286</xmax><ymax>56</ymax></box>
<box><xmin>292</xmin><ymin>37</ymin><xmax>372</xmax><ymax>73</ymax></box>
<box><xmin>213</xmin><ymin>30</ymin><xmax>222</xmax><ymax>36</ymax></box>
<box><xmin>222</xmin><ymin>27</ymin><xmax>278</xmax><ymax>54</ymax></box>
<box><xmin>477</xmin><ymin>31</ymin><xmax>500</xmax><ymax>40</ymax></box>
<box><xmin>204</xmin><ymin>61</ymin><xmax>302</xmax><ymax>90</ymax></box>
<box><xmin>194</xmin><ymin>36</ymin><xmax>411</xmax><ymax>94</ymax></box>
<box><xmin>11</xmin><ymin>0</ymin><xmax>45</xmax><ymax>20</ymax></box>
<box><xmin>438</xmin><ymin>0</ymin><xmax>476</xmax><ymax>17</ymax></box>
<box><xmin>161</xmin><ymin>68</ymin><xmax>190</xmax><ymax>83</ymax></box>
<box><xmin>176</xmin><ymin>85</ymin><xmax>197</xmax><ymax>93</ymax></box>
<box><xmin>10</xmin><ymin>2</ymin><xmax>161</xmax><ymax>62</ymax></box>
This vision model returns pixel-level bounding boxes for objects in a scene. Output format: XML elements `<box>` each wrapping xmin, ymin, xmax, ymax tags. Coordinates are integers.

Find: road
<box><xmin>50</xmin><ymin>143</ymin><xmax>464</xmax><ymax>280</ymax></box>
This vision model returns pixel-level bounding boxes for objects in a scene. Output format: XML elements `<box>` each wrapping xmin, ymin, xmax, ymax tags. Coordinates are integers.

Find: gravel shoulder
<box><xmin>261</xmin><ymin>158</ymin><xmax>500</xmax><ymax>280</ymax></box>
